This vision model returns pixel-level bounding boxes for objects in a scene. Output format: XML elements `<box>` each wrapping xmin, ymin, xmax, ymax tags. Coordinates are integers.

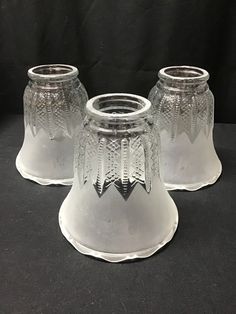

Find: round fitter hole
<box><xmin>32</xmin><ymin>65</ymin><xmax>73</xmax><ymax>76</ymax></box>
<box><xmin>164</xmin><ymin>67</ymin><xmax>204</xmax><ymax>78</ymax></box>
<box><xmin>93</xmin><ymin>98</ymin><xmax>144</xmax><ymax>115</ymax></box>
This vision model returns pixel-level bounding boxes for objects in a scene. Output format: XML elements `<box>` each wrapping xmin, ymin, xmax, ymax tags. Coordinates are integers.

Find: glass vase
<box><xmin>148</xmin><ymin>66</ymin><xmax>222</xmax><ymax>191</ymax></box>
<box><xmin>16</xmin><ymin>64</ymin><xmax>88</xmax><ymax>185</ymax></box>
<box><xmin>59</xmin><ymin>93</ymin><xmax>178</xmax><ymax>262</ymax></box>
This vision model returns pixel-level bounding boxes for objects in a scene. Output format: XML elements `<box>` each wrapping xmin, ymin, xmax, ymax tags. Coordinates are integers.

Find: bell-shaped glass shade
<box><xmin>59</xmin><ymin>93</ymin><xmax>178</xmax><ymax>262</ymax></box>
<box><xmin>148</xmin><ymin>66</ymin><xmax>222</xmax><ymax>191</ymax></box>
<box><xmin>16</xmin><ymin>64</ymin><xmax>88</xmax><ymax>185</ymax></box>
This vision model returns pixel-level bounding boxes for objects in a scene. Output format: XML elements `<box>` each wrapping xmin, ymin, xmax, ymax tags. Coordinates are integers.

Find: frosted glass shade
<box><xmin>148</xmin><ymin>66</ymin><xmax>222</xmax><ymax>191</ymax></box>
<box><xmin>16</xmin><ymin>64</ymin><xmax>88</xmax><ymax>185</ymax></box>
<box><xmin>59</xmin><ymin>93</ymin><xmax>178</xmax><ymax>262</ymax></box>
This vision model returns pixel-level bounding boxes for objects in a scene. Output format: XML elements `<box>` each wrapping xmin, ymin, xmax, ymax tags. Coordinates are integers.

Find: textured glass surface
<box><xmin>148</xmin><ymin>66</ymin><xmax>222</xmax><ymax>191</ymax></box>
<box><xmin>59</xmin><ymin>93</ymin><xmax>178</xmax><ymax>262</ymax></box>
<box><xmin>16</xmin><ymin>64</ymin><xmax>88</xmax><ymax>185</ymax></box>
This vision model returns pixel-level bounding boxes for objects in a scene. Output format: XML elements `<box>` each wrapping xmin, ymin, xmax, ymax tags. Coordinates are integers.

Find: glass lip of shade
<box><xmin>158</xmin><ymin>65</ymin><xmax>209</xmax><ymax>83</ymax></box>
<box><xmin>28</xmin><ymin>64</ymin><xmax>78</xmax><ymax>82</ymax></box>
<box><xmin>86</xmin><ymin>93</ymin><xmax>152</xmax><ymax>123</ymax></box>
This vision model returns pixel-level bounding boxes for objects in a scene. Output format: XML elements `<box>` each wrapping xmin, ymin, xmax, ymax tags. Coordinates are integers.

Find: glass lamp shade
<box><xmin>16</xmin><ymin>64</ymin><xmax>88</xmax><ymax>185</ymax></box>
<box><xmin>148</xmin><ymin>66</ymin><xmax>222</xmax><ymax>191</ymax></box>
<box><xmin>59</xmin><ymin>93</ymin><xmax>178</xmax><ymax>262</ymax></box>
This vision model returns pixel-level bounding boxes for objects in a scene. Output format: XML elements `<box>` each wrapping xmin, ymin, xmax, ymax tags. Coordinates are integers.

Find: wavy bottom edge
<box><xmin>15</xmin><ymin>154</ymin><xmax>73</xmax><ymax>186</ymax></box>
<box><xmin>165</xmin><ymin>164</ymin><xmax>222</xmax><ymax>191</ymax></box>
<box><xmin>58</xmin><ymin>208</ymin><xmax>179</xmax><ymax>263</ymax></box>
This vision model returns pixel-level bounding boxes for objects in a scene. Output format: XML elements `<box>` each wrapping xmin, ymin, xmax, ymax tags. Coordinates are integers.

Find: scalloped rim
<box><xmin>15</xmin><ymin>154</ymin><xmax>73</xmax><ymax>186</ymax></box>
<box><xmin>58</xmin><ymin>200</ymin><xmax>179</xmax><ymax>263</ymax></box>
<box><xmin>165</xmin><ymin>163</ymin><xmax>222</xmax><ymax>191</ymax></box>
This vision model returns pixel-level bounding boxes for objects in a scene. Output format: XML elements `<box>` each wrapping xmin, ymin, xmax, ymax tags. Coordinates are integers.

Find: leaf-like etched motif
<box><xmin>149</xmin><ymin>85</ymin><xmax>214</xmax><ymax>142</ymax></box>
<box><xmin>24</xmin><ymin>81</ymin><xmax>88</xmax><ymax>140</ymax></box>
<box><xmin>75</xmin><ymin>126</ymin><xmax>159</xmax><ymax>200</ymax></box>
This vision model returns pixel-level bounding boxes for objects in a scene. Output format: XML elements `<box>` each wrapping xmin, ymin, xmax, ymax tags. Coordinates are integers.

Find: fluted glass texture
<box><xmin>59</xmin><ymin>93</ymin><xmax>178</xmax><ymax>262</ymax></box>
<box><xmin>149</xmin><ymin>66</ymin><xmax>222</xmax><ymax>191</ymax></box>
<box><xmin>16</xmin><ymin>64</ymin><xmax>88</xmax><ymax>185</ymax></box>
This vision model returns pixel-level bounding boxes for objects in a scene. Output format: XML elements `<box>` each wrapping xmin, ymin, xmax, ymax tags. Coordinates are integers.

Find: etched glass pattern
<box><xmin>59</xmin><ymin>94</ymin><xmax>178</xmax><ymax>262</ymax></box>
<box><xmin>24</xmin><ymin>79</ymin><xmax>87</xmax><ymax>140</ymax></box>
<box><xmin>16</xmin><ymin>64</ymin><xmax>88</xmax><ymax>185</ymax></box>
<box><xmin>148</xmin><ymin>66</ymin><xmax>222</xmax><ymax>191</ymax></box>
<box><xmin>76</xmin><ymin>127</ymin><xmax>159</xmax><ymax>200</ymax></box>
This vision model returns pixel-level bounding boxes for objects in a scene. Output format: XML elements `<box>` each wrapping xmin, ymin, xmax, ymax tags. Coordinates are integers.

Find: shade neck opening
<box><xmin>86</xmin><ymin>93</ymin><xmax>151</xmax><ymax>125</ymax></box>
<box><xmin>159</xmin><ymin>66</ymin><xmax>209</xmax><ymax>84</ymax></box>
<box><xmin>28</xmin><ymin>64</ymin><xmax>78</xmax><ymax>82</ymax></box>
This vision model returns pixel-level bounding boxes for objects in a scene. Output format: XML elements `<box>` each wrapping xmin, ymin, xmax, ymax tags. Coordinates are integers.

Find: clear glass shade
<box><xmin>148</xmin><ymin>66</ymin><xmax>222</xmax><ymax>191</ymax></box>
<box><xmin>16</xmin><ymin>64</ymin><xmax>88</xmax><ymax>185</ymax></box>
<box><xmin>59</xmin><ymin>93</ymin><xmax>178</xmax><ymax>262</ymax></box>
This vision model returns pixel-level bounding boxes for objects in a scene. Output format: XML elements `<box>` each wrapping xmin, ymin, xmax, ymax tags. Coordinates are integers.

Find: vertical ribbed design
<box><xmin>120</xmin><ymin>138</ymin><xmax>129</xmax><ymax>195</ymax></box>
<box><xmin>171</xmin><ymin>95</ymin><xmax>180</xmax><ymax>141</ymax></box>
<box><xmin>142</xmin><ymin>134</ymin><xmax>152</xmax><ymax>193</ymax></box>
<box><xmin>190</xmin><ymin>95</ymin><xmax>198</xmax><ymax>142</ymax></box>
<box><xmin>94</xmin><ymin>138</ymin><xmax>107</xmax><ymax>195</ymax></box>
